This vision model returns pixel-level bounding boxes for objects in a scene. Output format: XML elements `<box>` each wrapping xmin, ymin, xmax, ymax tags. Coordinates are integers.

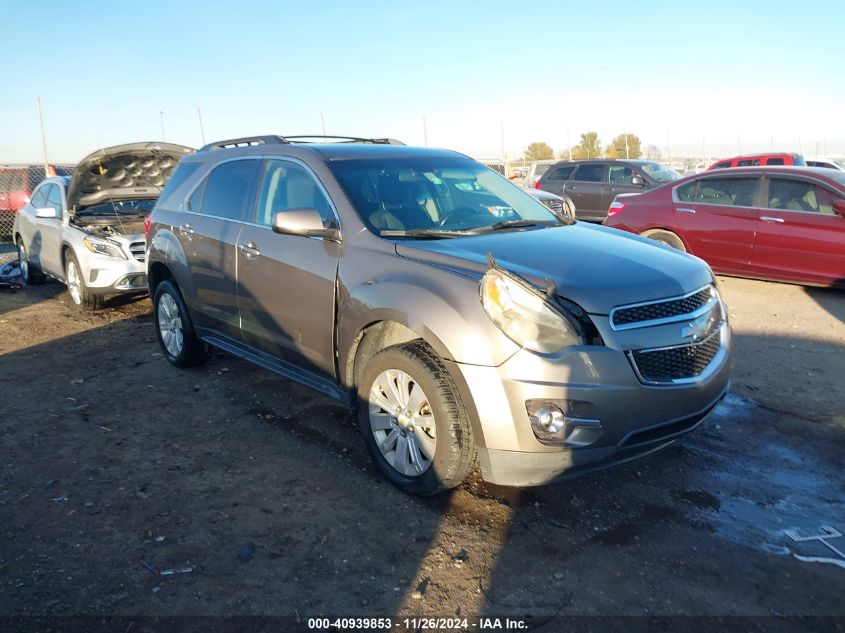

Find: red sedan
<box><xmin>603</xmin><ymin>166</ymin><xmax>845</xmax><ymax>288</ymax></box>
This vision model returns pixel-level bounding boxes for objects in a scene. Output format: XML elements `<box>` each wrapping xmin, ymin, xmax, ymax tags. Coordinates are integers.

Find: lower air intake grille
<box><xmin>630</xmin><ymin>330</ymin><xmax>721</xmax><ymax>384</ymax></box>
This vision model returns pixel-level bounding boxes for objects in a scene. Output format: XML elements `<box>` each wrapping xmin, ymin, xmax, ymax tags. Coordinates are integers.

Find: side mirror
<box><xmin>833</xmin><ymin>200</ymin><xmax>845</xmax><ymax>218</ymax></box>
<box><xmin>35</xmin><ymin>207</ymin><xmax>58</xmax><ymax>219</ymax></box>
<box><xmin>631</xmin><ymin>175</ymin><xmax>647</xmax><ymax>187</ymax></box>
<box><xmin>272</xmin><ymin>208</ymin><xmax>340</xmax><ymax>241</ymax></box>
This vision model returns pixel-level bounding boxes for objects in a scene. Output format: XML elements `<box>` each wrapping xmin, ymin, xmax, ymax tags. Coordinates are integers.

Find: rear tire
<box><xmin>357</xmin><ymin>341</ymin><xmax>476</xmax><ymax>496</ymax></box>
<box><xmin>16</xmin><ymin>239</ymin><xmax>45</xmax><ymax>284</ymax></box>
<box><xmin>153</xmin><ymin>280</ymin><xmax>209</xmax><ymax>367</ymax></box>
<box><xmin>642</xmin><ymin>229</ymin><xmax>687</xmax><ymax>252</ymax></box>
<box><xmin>65</xmin><ymin>252</ymin><xmax>102</xmax><ymax>310</ymax></box>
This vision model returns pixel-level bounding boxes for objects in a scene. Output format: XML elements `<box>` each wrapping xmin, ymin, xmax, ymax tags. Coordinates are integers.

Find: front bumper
<box><xmin>448</xmin><ymin>322</ymin><xmax>732</xmax><ymax>487</ymax></box>
<box><xmin>81</xmin><ymin>254</ymin><xmax>147</xmax><ymax>294</ymax></box>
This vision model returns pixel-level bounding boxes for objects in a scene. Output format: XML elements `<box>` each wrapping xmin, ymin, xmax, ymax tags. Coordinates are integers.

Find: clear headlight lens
<box><xmin>480</xmin><ymin>269</ymin><xmax>583</xmax><ymax>354</ymax></box>
<box><xmin>82</xmin><ymin>236</ymin><xmax>127</xmax><ymax>259</ymax></box>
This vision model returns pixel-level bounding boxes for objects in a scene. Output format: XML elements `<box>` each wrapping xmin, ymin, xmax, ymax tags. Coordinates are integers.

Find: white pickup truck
<box><xmin>13</xmin><ymin>142</ymin><xmax>193</xmax><ymax>310</ymax></box>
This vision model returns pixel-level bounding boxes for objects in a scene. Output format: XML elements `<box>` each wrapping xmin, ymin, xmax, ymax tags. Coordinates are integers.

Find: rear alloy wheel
<box><xmin>16</xmin><ymin>239</ymin><xmax>44</xmax><ymax>284</ymax></box>
<box><xmin>153</xmin><ymin>280</ymin><xmax>209</xmax><ymax>367</ymax></box>
<box><xmin>358</xmin><ymin>342</ymin><xmax>476</xmax><ymax>495</ymax></box>
<box><xmin>642</xmin><ymin>229</ymin><xmax>687</xmax><ymax>252</ymax></box>
<box><xmin>65</xmin><ymin>252</ymin><xmax>103</xmax><ymax>311</ymax></box>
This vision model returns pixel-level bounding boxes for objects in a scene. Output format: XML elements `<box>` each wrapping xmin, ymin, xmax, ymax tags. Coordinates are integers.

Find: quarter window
<box><xmin>767</xmin><ymin>178</ymin><xmax>839</xmax><ymax>214</ymax></box>
<box><xmin>675</xmin><ymin>181</ymin><xmax>697</xmax><ymax>202</ymax></box>
<box><xmin>692</xmin><ymin>177</ymin><xmax>758</xmax><ymax>207</ymax></box>
<box><xmin>255</xmin><ymin>160</ymin><xmax>334</xmax><ymax>226</ymax></box>
<box><xmin>191</xmin><ymin>160</ymin><xmax>258</xmax><ymax>221</ymax></box>
<box><xmin>157</xmin><ymin>162</ymin><xmax>200</xmax><ymax>208</ymax></box>
<box><xmin>572</xmin><ymin>164</ymin><xmax>604</xmax><ymax>182</ymax></box>
<box><xmin>545</xmin><ymin>165</ymin><xmax>575</xmax><ymax>181</ymax></box>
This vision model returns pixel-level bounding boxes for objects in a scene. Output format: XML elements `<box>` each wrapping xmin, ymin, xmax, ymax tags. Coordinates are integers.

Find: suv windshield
<box><xmin>636</xmin><ymin>161</ymin><xmax>682</xmax><ymax>183</ymax></box>
<box><xmin>330</xmin><ymin>157</ymin><xmax>563</xmax><ymax>236</ymax></box>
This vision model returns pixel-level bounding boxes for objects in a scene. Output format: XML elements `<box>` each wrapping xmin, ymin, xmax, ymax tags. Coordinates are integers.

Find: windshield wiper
<box><xmin>474</xmin><ymin>219</ymin><xmax>559</xmax><ymax>233</ymax></box>
<box><xmin>379</xmin><ymin>228</ymin><xmax>476</xmax><ymax>239</ymax></box>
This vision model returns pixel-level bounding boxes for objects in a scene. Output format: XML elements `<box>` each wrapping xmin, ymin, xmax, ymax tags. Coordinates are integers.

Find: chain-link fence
<box><xmin>0</xmin><ymin>163</ymin><xmax>74</xmax><ymax>243</ymax></box>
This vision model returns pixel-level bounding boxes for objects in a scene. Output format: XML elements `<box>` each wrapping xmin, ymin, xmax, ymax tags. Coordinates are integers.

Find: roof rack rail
<box><xmin>283</xmin><ymin>135</ymin><xmax>405</xmax><ymax>145</ymax></box>
<box><xmin>200</xmin><ymin>135</ymin><xmax>405</xmax><ymax>152</ymax></box>
<box><xmin>199</xmin><ymin>136</ymin><xmax>288</xmax><ymax>152</ymax></box>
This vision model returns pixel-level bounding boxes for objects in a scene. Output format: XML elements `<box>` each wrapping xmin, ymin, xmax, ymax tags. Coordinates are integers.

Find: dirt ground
<box><xmin>0</xmin><ymin>247</ymin><xmax>843</xmax><ymax>631</ymax></box>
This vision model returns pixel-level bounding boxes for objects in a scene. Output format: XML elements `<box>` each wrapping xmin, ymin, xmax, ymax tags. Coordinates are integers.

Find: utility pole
<box><xmin>160</xmin><ymin>111</ymin><xmax>166</xmax><ymax>142</ymax></box>
<box><xmin>737</xmin><ymin>133</ymin><xmax>741</xmax><ymax>155</ymax></box>
<box><xmin>37</xmin><ymin>96</ymin><xmax>49</xmax><ymax>176</ymax></box>
<box><xmin>624</xmin><ymin>127</ymin><xmax>630</xmax><ymax>159</ymax></box>
<box><xmin>567</xmin><ymin>125</ymin><xmax>572</xmax><ymax>160</ymax></box>
<box><xmin>500</xmin><ymin>122</ymin><xmax>505</xmax><ymax>162</ymax></box>
<box><xmin>422</xmin><ymin>116</ymin><xmax>428</xmax><ymax>147</ymax></box>
<box><xmin>666</xmin><ymin>129</ymin><xmax>671</xmax><ymax>165</ymax></box>
<box><xmin>197</xmin><ymin>106</ymin><xmax>206</xmax><ymax>146</ymax></box>
<box><xmin>321</xmin><ymin>111</ymin><xmax>327</xmax><ymax>138</ymax></box>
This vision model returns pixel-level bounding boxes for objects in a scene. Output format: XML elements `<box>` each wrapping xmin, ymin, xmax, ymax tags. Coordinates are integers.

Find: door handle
<box><xmin>239</xmin><ymin>242</ymin><xmax>261</xmax><ymax>258</ymax></box>
<box><xmin>568</xmin><ymin>185</ymin><xmax>576</xmax><ymax>191</ymax></box>
<box><xmin>676</xmin><ymin>207</ymin><xmax>696</xmax><ymax>214</ymax></box>
<box><xmin>760</xmin><ymin>216</ymin><xmax>785</xmax><ymax>224</ymax></box>
<box><xmin>178</xmin><ymin>223</ymin><xmax>194</xmax><ymax>235</ymax></box>
<box><xmin>607</xmin><ymin>186</ymin><xmax>615</xmax><ymax>192</ymax></box>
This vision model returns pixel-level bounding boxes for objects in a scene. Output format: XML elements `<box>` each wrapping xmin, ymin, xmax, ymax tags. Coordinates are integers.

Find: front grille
<box><xmin>541</xmin><ymin>198</ymin><xmax>563</xmax><ymax>214</ymax></box>
<box><xmin>630</xmin><ymin>329</ymin><xmax>721</xmax><ymax>384</ymax></box>
<box><xmin>612</xmin><ymin>287</ymin><xmax>713</xmax><ymax>328</ymax></box>
<box><xmin>129</xmin><ymin>241</ymin><xmax>145</xmax><ymax>262</ymax></box>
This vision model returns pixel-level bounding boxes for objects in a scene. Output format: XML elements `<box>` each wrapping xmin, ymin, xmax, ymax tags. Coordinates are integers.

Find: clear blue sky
<box><xmin>2</xmin><ymin>0</ymin><xmax>843</xmax><ymax>163</ymax></box>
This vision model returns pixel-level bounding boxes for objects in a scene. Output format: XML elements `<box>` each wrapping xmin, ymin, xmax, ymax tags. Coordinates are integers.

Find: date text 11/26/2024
<box><xmin>307</xmin><ymin>617</ymin><xmax>529</xmax><ymax>630</ymax></box>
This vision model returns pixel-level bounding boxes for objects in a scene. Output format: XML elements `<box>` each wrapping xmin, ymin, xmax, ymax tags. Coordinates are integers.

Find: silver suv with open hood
<box><xmin>146</xmin><ymin>135</ymin><xmax>732</xmax><ymax>494</ymax></box>
<box><xmin>13</xmin><ymin>142</ymin><xmax>194</xmax><ymax>309</ymax></box>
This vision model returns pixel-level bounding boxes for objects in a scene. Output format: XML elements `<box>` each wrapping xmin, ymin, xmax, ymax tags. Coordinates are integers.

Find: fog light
<box><xmin>527</xmin><ymin>402</ymin><xmax>567</xmax><ymax>443</ymax></box>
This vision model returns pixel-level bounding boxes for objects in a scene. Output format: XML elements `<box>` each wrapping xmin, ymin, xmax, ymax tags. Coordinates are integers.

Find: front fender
<box><xmin>337</xmin><ymin>269</ymin><xmax>519</xmax><ymax>371</ymax></box>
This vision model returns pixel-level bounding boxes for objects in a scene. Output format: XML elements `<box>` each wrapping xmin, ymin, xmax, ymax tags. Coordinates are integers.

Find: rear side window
<box><xmin>711</xmin><ymin>162</ymin><xmax>730</xmax><ymax>170</ymax></box>
<box><xmin>254</xmin><ymin>160</ymin><xmax>334</xmax><ymax>226</ymax></box>
<box><xmin>157</xmin><ymin>162</ymin><xmax>200</xmax><ymax>208</ymax></box>
<box><xmin>545</xmin><ymin>165</ymin><xmax>575</xmax><ymax>181</ymax></box>
<box><xmin>676</xmin><ymin>181</ymin><xmax>698</xmax><ymax>201</ymax></box>
<box><xmin>191</xmin><ymin>160</ymin><xmax>258</xmax><ymax>221</ymax></box>
<box><xmin>693</xmin><ymin>177</ymin><xmax>758</xmax><ymax>206</ymax></box>
<box><xmin>572</xmin><ymin>164</ymin><xmax>604</xmax><ymax>182</ymax></box>
<box><xmin>766</xmin><ymin>157</ymin><xmax>785</xmax><ymax>166</ymax></box>
<box><xmin>767</xmin><ymin>178</ymin><xmax>840</xmax><ymax>214</ymax></box>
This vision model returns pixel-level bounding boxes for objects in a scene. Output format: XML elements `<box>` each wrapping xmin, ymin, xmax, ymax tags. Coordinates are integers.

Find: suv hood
<box><xmin>395</xmin><ymin>223</ymin><xmax>712</xmax><ymax>314</ymax></box>
<box><xmin>66</xmin><ymin>142</ymin><xmax>195</xmax><ymax>215</ymax></box>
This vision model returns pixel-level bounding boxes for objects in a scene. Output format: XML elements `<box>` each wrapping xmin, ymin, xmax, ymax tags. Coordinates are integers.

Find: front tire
<box><xmin>17</xmin><ymin>239</ymin><xmax>45</xmax><ymax>284</ymax></box>
<box><xmin>65</xmin><ymin>252</ymin><xmax>102</xmax><ymax>311</ymax></box>
<box><xmin>153</xmin><ymin>280</ymin><xmax>209</xmax><ymax>367</ymax></box>
<box><xmin>357</xmin><ymin>342</ymin><xmax>476</xmax><ymax>495</ymax></box>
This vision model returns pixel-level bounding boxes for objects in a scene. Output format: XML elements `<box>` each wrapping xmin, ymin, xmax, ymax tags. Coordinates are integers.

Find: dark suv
<box><xmin>146</xmin><ymin>135</ymin><xmax>731</xmax><ymax>495</ymax></box>
<box><xmin>536</xmin><ymin>159</ymin><xmax>681</xmax><ymax>221</ymax></box>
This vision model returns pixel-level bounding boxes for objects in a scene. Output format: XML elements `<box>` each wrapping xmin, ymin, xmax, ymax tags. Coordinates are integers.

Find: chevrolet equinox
<box><xmin>146</xmin><ymin>135</ymin><xmax>732</xmax><ymax>495</ymax></box>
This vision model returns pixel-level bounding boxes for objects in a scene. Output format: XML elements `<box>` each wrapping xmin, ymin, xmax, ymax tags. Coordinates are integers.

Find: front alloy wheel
<box><xmin>369</xmin><ymin>369</ymin><xmax>437</xmax><ymax>476</ymax></box>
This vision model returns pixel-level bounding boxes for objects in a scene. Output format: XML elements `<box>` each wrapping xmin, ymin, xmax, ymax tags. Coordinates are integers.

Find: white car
<box><xmin>806</xmin><ymin>158</ymin><xmax>845</xmax><ymax>171</ymax></box>
<box><xmin>13</xmin><ymin>142</ymin><xmax>193</xmax><ymax>310</ymax></box>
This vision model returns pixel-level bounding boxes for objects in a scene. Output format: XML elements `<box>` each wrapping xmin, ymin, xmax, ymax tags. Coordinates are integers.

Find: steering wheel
<box><xmin>439</xmin><ymin>206</ymin><xmax>484</xmax><ymax>227</ymax></box>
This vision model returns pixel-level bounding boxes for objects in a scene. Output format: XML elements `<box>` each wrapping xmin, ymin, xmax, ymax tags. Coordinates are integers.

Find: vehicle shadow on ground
<box><xmin>805</xmin><ymin>284</ymin><xmax>845</xmax><ymax>325</ymax></box>
<box><xmin>1</xmin><ymin>293</ymin><xmax>843</xmax><ymax>624</ymax></box>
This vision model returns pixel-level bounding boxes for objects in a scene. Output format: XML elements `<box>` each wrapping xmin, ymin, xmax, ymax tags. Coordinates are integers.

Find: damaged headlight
<box><xmin>82</xmin><ymin>236</ymin><xmax>127</xmax><ymax>259</ymax></box>
<box><xmin>480</xmin><ymin>269</ymin><xmax>583</xmax><ymax>354</ymax></box>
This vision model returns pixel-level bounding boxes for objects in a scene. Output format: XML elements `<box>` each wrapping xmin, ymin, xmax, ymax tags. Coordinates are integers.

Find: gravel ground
<box><xmin>0</xmin><ymin>260</ymin><xmax>843</xmax><ymax>631</ymax></box>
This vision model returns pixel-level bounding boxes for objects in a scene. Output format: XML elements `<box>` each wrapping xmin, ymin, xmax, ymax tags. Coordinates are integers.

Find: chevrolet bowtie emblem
<box><xmin>681</xmin><ymin>310</ymin><xmax>715</xmax><ymax>341</ymax></box>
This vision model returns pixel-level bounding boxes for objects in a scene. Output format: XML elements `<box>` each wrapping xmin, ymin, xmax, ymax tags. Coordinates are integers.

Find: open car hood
<box><xmin>66</xmin><ymin>142</ymin><xmax>195</xmax><ymax>214</ymax></box>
